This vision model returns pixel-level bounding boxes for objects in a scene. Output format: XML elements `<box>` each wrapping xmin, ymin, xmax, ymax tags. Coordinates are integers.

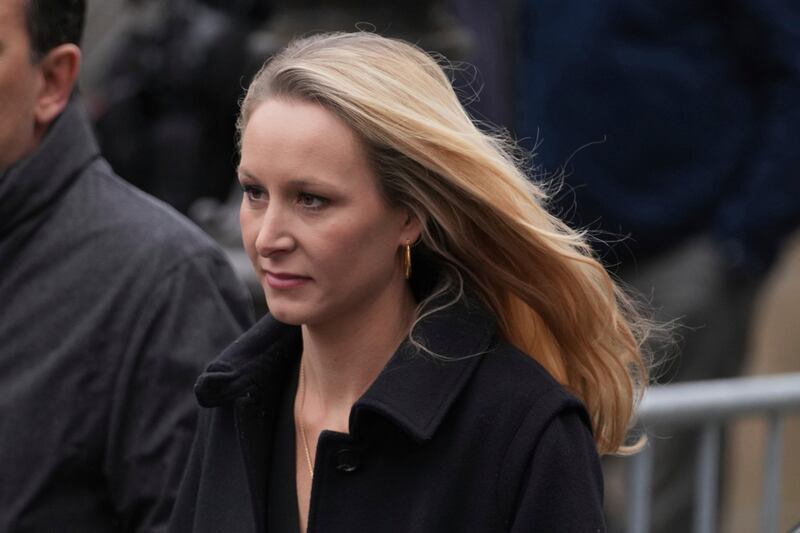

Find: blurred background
<box><xmin>80</xmin><ymin>1</ymin><xmax>800</xmax><ymax>531</ymax></box>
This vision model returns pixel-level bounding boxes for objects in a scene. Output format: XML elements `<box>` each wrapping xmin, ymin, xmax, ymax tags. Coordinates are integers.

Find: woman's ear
<box><xmin>33</xmin><ymin>43</ymin><xmax>81</xmax><ymax>128</ymax></box>
<box><xmin>401</xmin><ymin>211</ymin><xmax>423</xmax><ymax>245</ymax></box>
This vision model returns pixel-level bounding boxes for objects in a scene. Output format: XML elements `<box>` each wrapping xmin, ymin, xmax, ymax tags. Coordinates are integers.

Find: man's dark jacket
<box><xmin>516</xmin><ymin>0</ymin><xmax>800</xmax><ymax>273</ymax></box>
<box><xmin>169</xmin><ymin>296</ymin><xmax>606</xmax><ymax>532</ymax></box>
<box><xmin>0</xmin><ymin>100</ymin><xmax>253</xmax><ymax>532</ymax></box>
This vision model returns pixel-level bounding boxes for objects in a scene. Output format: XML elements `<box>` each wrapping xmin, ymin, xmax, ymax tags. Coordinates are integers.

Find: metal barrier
<box><xmin>626</xmin><ymin>372</ymin><xmax>800</xmax><ymax>533</ymax></box>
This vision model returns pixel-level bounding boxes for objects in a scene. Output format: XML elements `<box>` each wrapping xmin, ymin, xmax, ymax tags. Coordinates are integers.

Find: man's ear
<box><xmin>33</xmin><ymin>43</ymin><xmax>81</xmax><ymax>127</ymax></box>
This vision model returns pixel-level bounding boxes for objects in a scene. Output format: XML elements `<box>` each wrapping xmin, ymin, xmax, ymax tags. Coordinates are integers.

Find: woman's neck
<box><xmin>299</xmin><ymin>284</ymin><xmax>417</xmax><ymax>430</ymax></box>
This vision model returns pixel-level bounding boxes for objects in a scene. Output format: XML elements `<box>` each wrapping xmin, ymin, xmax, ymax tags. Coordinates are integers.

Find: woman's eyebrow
<box><xmin>236</xmin><ymin>168</ymin><xmax>327</xmax><ymax>188</ymax></box>
<box><xmin>236</xmin><ymin>167</ymin><xmax>259</xmax><ymax>181</ymax></box>
<box><xmin>285</xmin><ymin>178</ymin><xmax>330</xmax><ymax>189</ymax></box>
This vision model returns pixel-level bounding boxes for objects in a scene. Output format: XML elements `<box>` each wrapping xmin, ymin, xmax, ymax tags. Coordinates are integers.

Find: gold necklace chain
<box><xmin>297</xmin><ymin>360</ymin><xmax>314</xmax><ymax>480</ymax></box>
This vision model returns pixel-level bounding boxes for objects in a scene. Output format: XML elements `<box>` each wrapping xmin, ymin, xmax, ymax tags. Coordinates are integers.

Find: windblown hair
<box><xmin>25</xmin><ymin>0</ymin><xmax>86</xmax><ymax>60</ymax></box>
<box><xmin>237</xmin><ymin>32</ymin><xmax>649</xmax><ymax>455</ymax></box>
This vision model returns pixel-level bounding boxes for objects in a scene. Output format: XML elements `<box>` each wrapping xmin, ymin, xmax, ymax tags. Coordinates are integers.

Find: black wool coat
<box><xmin>169</xmin><ymin>296</ymin><xmax>606</xmax><ymax>533</ymax></box>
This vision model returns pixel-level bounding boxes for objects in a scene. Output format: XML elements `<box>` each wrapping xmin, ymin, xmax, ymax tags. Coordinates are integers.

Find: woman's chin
<box><xmin>267</xmin><ymin>307</ymin><xmax>302</xmax><ymax>325</ymax></box>
<box><xmin>265</xmin><ymin>301</ymin><xmax>314</xmax><ymax>326</ymax></box>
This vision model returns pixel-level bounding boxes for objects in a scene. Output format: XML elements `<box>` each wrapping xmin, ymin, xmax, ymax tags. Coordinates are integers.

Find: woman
<box><xmin>170</xmin><ymin>32</ymin><xmax>648</xmax><ymax>533</ymax></box>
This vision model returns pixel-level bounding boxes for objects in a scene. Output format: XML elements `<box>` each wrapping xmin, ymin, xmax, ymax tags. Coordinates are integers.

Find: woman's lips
<box><xmin>264</xmin><ymin>271</ymin><xmax>311</xmax><ymax>289</ymax></box>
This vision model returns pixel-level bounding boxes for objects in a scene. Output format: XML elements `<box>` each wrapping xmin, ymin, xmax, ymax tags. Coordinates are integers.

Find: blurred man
<box><xmin>0</xmin><ymin>1</ymin><xmax>253</xmax><ymax>531</ymax></box>
<box><xmin>515</xmin><ymin>1</ymin><xmax>800</xmax><ymax>531</ymax></box>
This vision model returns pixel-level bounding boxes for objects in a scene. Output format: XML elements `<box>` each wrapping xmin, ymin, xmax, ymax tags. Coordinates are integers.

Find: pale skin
<box><xmin>238</xmin><ymin>97</ymin><xmax>421</xmax><ymax>532</ymax></box>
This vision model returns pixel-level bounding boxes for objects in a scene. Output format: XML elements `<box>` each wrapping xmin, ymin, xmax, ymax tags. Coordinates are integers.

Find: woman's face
<box><xmin>238</xmin><ymin>98</ymin><xmax>418</xmax><ymax>327</ymax></box>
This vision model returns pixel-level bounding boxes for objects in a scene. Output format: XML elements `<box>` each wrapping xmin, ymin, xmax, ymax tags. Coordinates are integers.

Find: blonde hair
<box><xmin>237</xmin><ymin>32</ymin><xmax>648</xmax><ymax>455</ymax></box>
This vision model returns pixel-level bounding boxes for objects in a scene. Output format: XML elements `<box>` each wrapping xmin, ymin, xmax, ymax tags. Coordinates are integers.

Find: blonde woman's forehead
<box><xmin>240</xmin><ymin>98</ymin><xmax>374</xmax><ymax>186</ymax></box>
<box><xmin>246</xmin><ymin>99</ymin><xmax>358</xmax><ymax>148</ymax></box>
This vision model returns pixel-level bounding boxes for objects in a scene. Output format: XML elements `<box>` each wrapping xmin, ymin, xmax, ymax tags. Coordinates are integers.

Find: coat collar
<box><xmin>195</xmin><ymin>291</ymin><xmax>498</xmax><ymax>442</ymax></box>
<box><xmin>0</xmin><ymin>97</ymin><xmax>101</xmax><ymax>238</ymax></box>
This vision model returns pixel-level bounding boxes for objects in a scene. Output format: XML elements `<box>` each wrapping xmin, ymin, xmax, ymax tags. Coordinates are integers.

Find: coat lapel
<box><xmin>351</xmin><ymin>292</ymin><xmax>497</xmax><ymax>442</ymax></box>
<box><xmin>196</xmin><ymin>314</ymin><xmax>302</xmax><ymax>532</ymax></box>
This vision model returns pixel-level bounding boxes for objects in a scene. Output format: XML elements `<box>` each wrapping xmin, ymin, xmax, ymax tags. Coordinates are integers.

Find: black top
<box><xmin>266</xmin><ymin>361</ymin><xmax>301</xmax><ymax>533</ymax></box>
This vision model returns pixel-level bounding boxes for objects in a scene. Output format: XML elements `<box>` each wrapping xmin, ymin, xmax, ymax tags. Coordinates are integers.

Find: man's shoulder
<box><xmin>61</xmin><ymin>157</ymin><xmax>225</xmax><ymax>266</ymax></box>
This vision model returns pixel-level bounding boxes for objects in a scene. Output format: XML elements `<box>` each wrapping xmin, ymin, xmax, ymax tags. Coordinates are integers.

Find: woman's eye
<box><xmin>242</xmin><ymin>185</ymin><xmax>266</xmax><ymax>203</ymax></box>
<box><xmin>297</xmin><ymin>192</ymin><xmax>328</xmax><ymax>210</ymax></box>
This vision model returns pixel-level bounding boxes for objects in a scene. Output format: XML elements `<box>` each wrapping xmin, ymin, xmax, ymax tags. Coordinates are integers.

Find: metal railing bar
<box><xmin>762</xmin><ymin>415</ymin><xmax>784</xmax><ymax>533</ymax></box>
<box><xmin>636</xmin><ymin>373</ymin><xmax>800</xmax><ymax>426</ymax></box>
<box><xmin>627</xmin><ymin>443</ymin><xmax>655</xmax><ymax>533</ymax></box>
<box><xmin>625</xmin><ymin>373</ymin><xmax>800</xmax><ymax>532</ymax></box>
<box><xmin>695</xmin><ymin>424</ymin><xmax>720</xmax><ymax>533</ymax></box>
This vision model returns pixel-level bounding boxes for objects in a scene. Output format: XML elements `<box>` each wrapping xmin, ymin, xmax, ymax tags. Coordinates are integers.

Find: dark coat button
<box><xmin>335</xmin><ymin>448</ymin><xmax>360</xmax><ymax>473</ymax></box>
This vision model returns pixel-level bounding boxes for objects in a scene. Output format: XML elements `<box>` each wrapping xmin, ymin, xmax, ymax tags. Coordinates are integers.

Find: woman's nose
<box><xmin>254</xmin><ymin>205</ymin><xmax>294</xmax><ymax>257</ymax></box>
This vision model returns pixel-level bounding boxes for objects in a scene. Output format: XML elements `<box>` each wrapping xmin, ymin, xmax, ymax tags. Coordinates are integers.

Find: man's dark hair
<box><xmin>25</xmin><ymin>0</ymin><xmax>86</xmax><ymax>60</ymax></box>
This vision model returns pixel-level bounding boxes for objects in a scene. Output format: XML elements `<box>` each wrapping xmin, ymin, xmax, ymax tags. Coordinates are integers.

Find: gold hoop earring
<box><xmin>403</xmin><ymin>240</ymin><xmax>412</xmax><ymax>280</ymax></box>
